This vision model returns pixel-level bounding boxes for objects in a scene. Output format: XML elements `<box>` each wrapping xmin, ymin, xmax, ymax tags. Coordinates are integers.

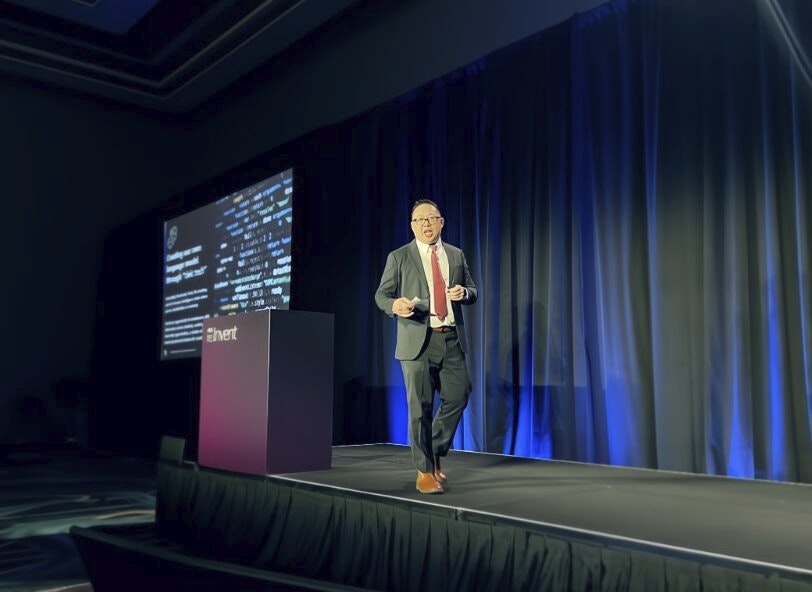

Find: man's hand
<box><xmin>447</xmin><ymin>285</ymin><xmax>466</xmax><ymax>301</ymax></box>
<box><xmin>392</xmin><ymin>297</ymin><xmax>415</xmax><ymax>317</ymax></box>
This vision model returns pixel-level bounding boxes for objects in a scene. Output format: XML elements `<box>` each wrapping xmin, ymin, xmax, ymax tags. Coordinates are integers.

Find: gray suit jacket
<box><xmin>375</xmin><ymin>241</ymin><xmax>478</xmax><ymax>360</ymax></box>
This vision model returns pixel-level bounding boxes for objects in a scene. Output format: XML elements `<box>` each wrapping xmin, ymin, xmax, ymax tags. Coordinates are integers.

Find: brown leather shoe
<box><xmin>434</xmin><ymin>455</ymin><xmax>447</xmax><ymax>483</ymax></box>
<box><xmin>416</xmin><ymin>471</ymin><xmax>444</xmax><ymax>494</ymax></box>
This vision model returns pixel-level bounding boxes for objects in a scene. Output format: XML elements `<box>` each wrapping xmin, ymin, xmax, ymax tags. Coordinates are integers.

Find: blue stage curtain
<box><xmin>330</xmin><ymin>0</ymin><xmax>812</xmax><ymax>482</ymax></box>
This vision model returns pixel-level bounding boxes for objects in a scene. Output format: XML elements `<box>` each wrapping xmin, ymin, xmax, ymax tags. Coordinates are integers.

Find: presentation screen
<box><xmin>160</xmin><ymin>168</ymin><xmax>293</xmax><ymax>360</ymax></box>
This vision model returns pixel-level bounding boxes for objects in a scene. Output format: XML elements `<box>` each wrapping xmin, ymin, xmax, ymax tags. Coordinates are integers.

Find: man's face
<box><xmin>410</xmin><ymin>203</ymin><xmax>444</xmax><ymax>245</ymax></box>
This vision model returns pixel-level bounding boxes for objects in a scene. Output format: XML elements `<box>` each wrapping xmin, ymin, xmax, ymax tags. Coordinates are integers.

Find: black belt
<box><xmin>431</xmin><ymin>326</ymin><xmax>456</xmax><ymax>333</ymax></box>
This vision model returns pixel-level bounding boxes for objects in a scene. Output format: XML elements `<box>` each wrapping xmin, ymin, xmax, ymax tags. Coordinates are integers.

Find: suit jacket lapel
<box><xmin>445</xmin><ymin>246</ymin><xmax>460</xmax><ymax>285</ymax></box>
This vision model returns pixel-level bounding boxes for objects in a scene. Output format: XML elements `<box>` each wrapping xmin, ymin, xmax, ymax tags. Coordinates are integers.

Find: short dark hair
<box><xmin>411</xmin><ymin>199</ymin><xmax>441</xmax><ymax>217</ymax></box>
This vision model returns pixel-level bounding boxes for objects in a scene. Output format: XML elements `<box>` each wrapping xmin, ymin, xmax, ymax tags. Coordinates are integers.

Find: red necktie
<box><xmin>431</xmin><ymin>244</ymin><xmax>448</xmax><ymax>321</ymax></box>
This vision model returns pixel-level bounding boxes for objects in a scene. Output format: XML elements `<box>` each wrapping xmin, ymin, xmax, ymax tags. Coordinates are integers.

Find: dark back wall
<box><xmin>0</xmin><ymin>0</ymin><xmax>607</xmax><ymax>456</ymax></box>
<box><xmin>186</xmin><ymin>0</ymin><xmax>608</xmax><ymax>184</ymax></box>
<box><xmin>0</xmin><ymin>79</ymin><xmax>191</xmax><ymax>450</ymax></box>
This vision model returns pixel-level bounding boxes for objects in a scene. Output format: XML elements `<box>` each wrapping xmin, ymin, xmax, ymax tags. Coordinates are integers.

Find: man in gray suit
<box><xmin>375</xmin><ymin>199</ymin><xmax>478</xmax><ymax>494</ymax></box>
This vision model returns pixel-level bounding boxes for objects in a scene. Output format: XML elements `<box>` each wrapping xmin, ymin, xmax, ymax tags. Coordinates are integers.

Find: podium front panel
<box><xmin>198</xmin><ymin>310</ymin><xmax>271</xmax><ymax>475</ymax></box>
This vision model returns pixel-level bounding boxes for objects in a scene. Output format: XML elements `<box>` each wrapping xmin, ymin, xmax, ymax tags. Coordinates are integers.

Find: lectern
<box><xmin>198</xmin><ymin>308</ymin><xmax>334</xmax><ymax>475</ymax></box>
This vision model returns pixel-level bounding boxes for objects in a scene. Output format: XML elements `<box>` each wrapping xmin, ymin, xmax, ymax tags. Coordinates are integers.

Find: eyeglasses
<box><xmin>411</xmin><ymin>216</ymin><xmax>442</xmax><ymax>225</ymax></box>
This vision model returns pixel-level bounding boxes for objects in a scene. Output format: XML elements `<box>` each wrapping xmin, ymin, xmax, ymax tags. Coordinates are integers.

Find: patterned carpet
<box><xmin>0</xmin><ymin>446</ymin><xmax>157</xmax><ymax>592</ymax></box>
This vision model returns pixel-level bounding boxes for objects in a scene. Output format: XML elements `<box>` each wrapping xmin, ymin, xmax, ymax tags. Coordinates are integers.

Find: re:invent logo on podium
<box><xmin>206</xmin><ymin>326</ymin><xmax>239</xmax><ymax>343</ymax></box>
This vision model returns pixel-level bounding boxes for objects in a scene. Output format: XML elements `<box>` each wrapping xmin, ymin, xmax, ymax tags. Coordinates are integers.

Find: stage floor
<box><xmin>267</xmin><ymin>444</ymin><xmax>812</xmax><ymax>578</ymax></box>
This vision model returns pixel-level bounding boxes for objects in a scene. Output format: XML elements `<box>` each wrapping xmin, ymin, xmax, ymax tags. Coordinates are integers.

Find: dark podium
<box><xmin>197</xmin><ymin>308</ymin><xmax>334</xmax><ymax>475</ymax></box>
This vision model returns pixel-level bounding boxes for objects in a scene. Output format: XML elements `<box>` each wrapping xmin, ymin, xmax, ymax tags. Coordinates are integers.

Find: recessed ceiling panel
<box><xmin>5</xmin><ymin>0</ymin><xmax>160</xmax><ymax>35</ymax></box>
<box><xmin>0</xmin><ymin>0</ymin><xmax>362</xmax><ymax>112</ymax></box>
<box><xmin>0</xmin><ymin>0</ymin><xmax>620</xmax><ymax>114</ymax></box>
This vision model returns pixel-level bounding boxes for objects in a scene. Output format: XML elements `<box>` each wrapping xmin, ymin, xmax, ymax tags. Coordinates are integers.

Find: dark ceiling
<box><xmin>0</xmin><ymin>0</ymin><xmax>360</xmax><ymax>113</ymax></box>
<box><xmin>5</xmin><ymin>0</ymin><xmax>810</xmax><ymax>117</ymax></box>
